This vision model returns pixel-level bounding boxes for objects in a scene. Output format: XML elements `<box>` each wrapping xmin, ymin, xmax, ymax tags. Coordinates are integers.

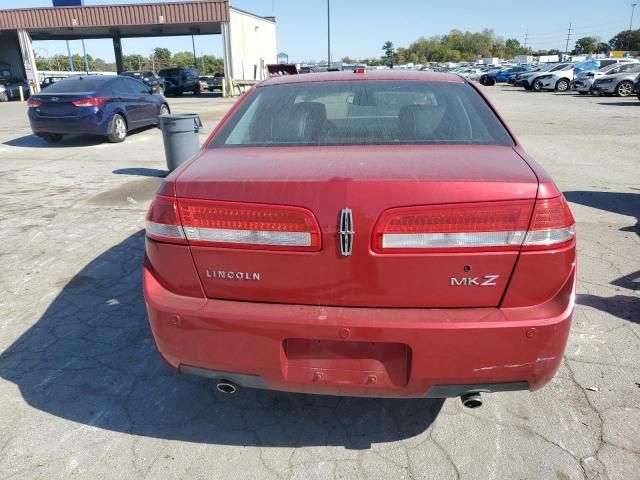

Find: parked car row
<box><xmin>474</xmin><ymin>58</ymin><xmax>640</xmax><ymax>98</ymax></box>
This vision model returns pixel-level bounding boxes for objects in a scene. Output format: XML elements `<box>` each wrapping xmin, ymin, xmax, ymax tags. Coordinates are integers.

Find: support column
<box><xmin>17</xmin><ymin>30</ymin><xmax>39</xmax><ymax>93</ymax></box>
<box><xmin>113</xmin><ymin>34</ymin><xmax>124</xmax><ymax>73</ymax></box>
<box><xmin>221</xmin><ymin>21</ymin><xmax>234</xmax><ymax>97</ymax></box>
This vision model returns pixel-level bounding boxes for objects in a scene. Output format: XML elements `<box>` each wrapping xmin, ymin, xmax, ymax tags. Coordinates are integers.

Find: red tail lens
<box><xmin>373</xmin><ymin>200</ymin><xmax>533</xmax><ymax>253</ymax></box>
<box><xmin>177</xmin><ymin>199</ymin><xmax>321</xmax><ymax>251</ymax></box>
<box><xmin>145</xmin><ymin>195</ymin><xmax>186</xmax><ymax>244</ymax></box>
<box><xmin>27</xmin><ymin>98</ymin><xmax>43</xmax><ymax>107</ymax></box>
<box><xmin>72</xmin><ymin>96</ymin><xmax>108</xmax><ymax>107</ymax></box>
<box><xmin>522</xmin><ymin>196</ymin><xmax>575</xmax><ymax>249</ymax></box>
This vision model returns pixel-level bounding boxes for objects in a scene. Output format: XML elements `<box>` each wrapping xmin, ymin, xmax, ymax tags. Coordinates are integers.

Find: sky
<box><xmin>9</xmin><ymin>0</ymin><xmax>637</xmax><ymax>63</ymax></box>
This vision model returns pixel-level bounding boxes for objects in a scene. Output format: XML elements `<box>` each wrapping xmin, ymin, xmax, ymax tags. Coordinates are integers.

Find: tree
<box><xmin>596</xmin><ymin>42</ymin><xmax>611</xmax><ymax>54</ymax></box>
<box><xmin>340</xmin><ymin>56</ymin><xmax>356</xmax><ymax>64</ymax></box>
<box><xmin>396</xmin><ymin>47</ymin><xmax>407</xmax><ymax>65</ymax></box>
<box><xmin>408</xmin><ymin>52</ymin><xmax>419</xmax><ymax>64</ymax></box>
<box><xmin>153</xmin><ymin>47</ymin><xmax>172</xmax><ymax>70</ymax></box>
<box><xmin>572</xmin><ymin>36</ymin><xmax>598</xmax><ymax>54</ymax></box>
<box><xmin>123</xmin><ymin>54</ymin><xmax>148</xmax><ymax>71</ymax></box>
<box><xmin>608</xmin><ymin>29</ymin><xmax>640</xmax><ymax>51</ymax></box>
<box><xmin>172</xmin><ymin>51</ymin><xmax>197</xmax><ymax>68</ymax></box>
<box><xmin>382</xmin><ymin>41</ymin><xmax>396</xmax><ymax>64</ymax></box>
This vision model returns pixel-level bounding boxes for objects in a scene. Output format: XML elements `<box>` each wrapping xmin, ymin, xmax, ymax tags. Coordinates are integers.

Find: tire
<box><xmin>486</xmin><ymin>77</ymin><xmax>496</xmax><ymax>86</ymax></box>
<box><xmin>479</xmin><ymin>75</ymin><xmax>487</xmax><ymax>85</ymax></box>
<box><xmin>523</xmin><ymin>83</ymin><xmax>532</xmax><ymax>90</ymax></box>
<box><xmin>41</xmin><ymin>133</ymin><xmax>63</xmax><ymax>144</ymax></box>
<box><xmin>159</xmin><ymin>104</ymin><xmax>170</xmax><ymax>116</ymax></box>
<box><xmin>107</xmin><ymin>114</ymin><xmax>127</xmax><ymax>143</ymax></box>
<box><xmin>532</xmin><ymin>79</ymin><xmax>543</xmax><ymax>92</ymax></box>
<box><xmin>0</xmin><ymin>91</ymin><xmax>8</xmax><ymax>102</ymax></box>
<box><xmin>578</xmin><ymin>91</ymin><xmax>588</xmax><ymax>95</ymax></box>
<box><xmin>615</xmin><ymin>81</ymin><xmax>634</xmax><ymax>97</ymax></box>
<box><xmin>556</xmin><ymin>78</ymin><xmax>570</xmax><ymax>92</ymax></box>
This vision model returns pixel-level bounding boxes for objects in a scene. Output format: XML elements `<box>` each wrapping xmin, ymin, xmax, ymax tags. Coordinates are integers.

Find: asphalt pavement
<box><xmin>0</xmin><ymin>87</ymin><xmax>638</xmax><ymax>480</ymax></box>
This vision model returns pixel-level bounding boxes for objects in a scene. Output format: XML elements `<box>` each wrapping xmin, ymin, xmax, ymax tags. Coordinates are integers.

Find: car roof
<box><xmin>258</xmin><ymin>70</ymin><xmax>465</xmax><ymax>87</ymax></box>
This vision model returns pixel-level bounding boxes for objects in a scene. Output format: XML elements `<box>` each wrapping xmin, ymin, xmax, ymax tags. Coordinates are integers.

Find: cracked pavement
<box><xmin>0</xmin><ymin>88</ymin><xmax>638</xmax><ymax>479</ymax></box>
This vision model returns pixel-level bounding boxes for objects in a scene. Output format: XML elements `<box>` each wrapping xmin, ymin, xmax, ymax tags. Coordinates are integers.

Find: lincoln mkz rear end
<box><xmin>143</xmin><ymin>71</ymin><xmax>576</xmax><ymax>404</ymax></box>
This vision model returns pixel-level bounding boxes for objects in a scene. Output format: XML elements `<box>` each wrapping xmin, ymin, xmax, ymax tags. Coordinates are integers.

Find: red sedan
<box><xmin>144</xmin><ymin>70</ymin><xmax>575</xmax><ymax>407</ymax></box>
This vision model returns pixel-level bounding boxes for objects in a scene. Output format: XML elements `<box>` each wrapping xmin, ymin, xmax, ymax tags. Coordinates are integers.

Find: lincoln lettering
<box><xmin>206</xmin><ymin>269</ymin><xmax>261</xmax><ymax>281</ymax></box>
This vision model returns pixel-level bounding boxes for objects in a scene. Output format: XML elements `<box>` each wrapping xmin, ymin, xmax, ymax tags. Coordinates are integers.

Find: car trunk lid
<box><xmin>175</xmin><ymin>145</ymin><xmax>539</xmax><ymax>308</ymax></box>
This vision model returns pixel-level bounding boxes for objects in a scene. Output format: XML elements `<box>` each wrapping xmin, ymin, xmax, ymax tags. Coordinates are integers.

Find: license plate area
<box><xmin>283</xmin><ymin>339</ymin><xmax>411</xmax><ymax>388</ymax></box>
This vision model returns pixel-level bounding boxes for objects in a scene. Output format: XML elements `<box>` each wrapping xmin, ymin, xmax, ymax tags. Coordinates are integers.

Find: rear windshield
<box><xmin>42</xmin><ymin>77</ymin><xmax>107</xmax><ymax>93</ymax></box>
<box><xmin>209</xmin><ymin>80</ymin><xmax>513</xmax><ymax>147</ymax></box>
<box><xmin>159</xmin><ymin>69</ymin><xmax>180</xmax><ymax>76</ymax></box>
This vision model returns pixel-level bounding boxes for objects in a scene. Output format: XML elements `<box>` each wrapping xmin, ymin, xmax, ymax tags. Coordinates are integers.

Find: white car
<box><xmin>573</xmin><ymin>60</ymin><xmax>639</xmax><ymax>94</ymax></box>
<box><xmin>518</xmin><ymin>63</ymin><xmax>573</xmax><ymax>91</ymax></box>
<box><xmin>535</xmin><ymin>64</ymin><xmax>577</xmax><ymax>92</ymax></box>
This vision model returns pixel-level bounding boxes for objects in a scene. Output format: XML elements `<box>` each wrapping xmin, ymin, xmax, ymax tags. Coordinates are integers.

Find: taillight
<box><xmin>145</xmin><ymin>195</ymin><xmax>186</xmax><ymax>244</ymax></box>
<box><xmin>72</xmin><ymin>96</ymin><xmax>108</xmax><ymax>107</ymax></box>
<box><xmin>27</xmin><ymin>98</ymin><xmax>42</xmax><ymax>107</ymax></box>
<box><xmin>373</xmin><ymin>201</ymin><xmax>533</xmax><ymax>253</ymax></box>
<box><xmin>178</xmin><ymin>199</ymin><xmax>321</xmax><ymax>251</ymax></box>
<box><xmin>522</xmin><ymin>196</ymin><xmax>575</xmax><ymax>250</ymax></box>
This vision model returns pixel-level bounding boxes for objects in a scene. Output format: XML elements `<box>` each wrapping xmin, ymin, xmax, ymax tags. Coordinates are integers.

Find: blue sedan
<box><xmin>27</xmin><ymin>75</ymin><xmax>170</xmax><ymax>143</ymax></box>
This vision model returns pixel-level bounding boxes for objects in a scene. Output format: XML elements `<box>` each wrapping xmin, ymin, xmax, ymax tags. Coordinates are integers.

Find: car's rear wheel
<box><xmin>41</xmin><ymin>133</ymin><xmax>63</xmax><ymax>144</ymax></box>
<box><xmin>107</xmin><ymin>114</ymin><xmax>127</xmax><ymax>143</ymax></box>
<box><xmin>485</xmin><ymin>77</ymin><xmax>496</xmax><ymax>86</ymax></box>
<box><xmin>556</xmin><ymin>79</ymin><xmax>570</xmax><ymax>92</ymax></box>
<box><xmin>532</xmin><ymin>79</ymin><xmax>543</xmax><ymax>91</ymax></box>
<box><xmin>615</xmin><ymin>81</ymin><xmax>634</xmax><ymax>97</ymax></box>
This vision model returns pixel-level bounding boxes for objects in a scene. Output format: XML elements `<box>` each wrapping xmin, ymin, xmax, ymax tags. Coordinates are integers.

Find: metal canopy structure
<box><xmin>0</xmin><ymin>0</ymin><xmax>276</xmax><ymax>95</ymax></box>
<box><xmin>0</xmin><ymin>0</ymin><xmax>229</xmax><ymax>40</ymax></box>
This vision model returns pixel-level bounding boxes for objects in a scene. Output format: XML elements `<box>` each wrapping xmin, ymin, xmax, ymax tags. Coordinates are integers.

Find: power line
<box><xmin>565</xmin><ymin>22</ymin><xmax>572</xmax><ymax>54</ymax></box>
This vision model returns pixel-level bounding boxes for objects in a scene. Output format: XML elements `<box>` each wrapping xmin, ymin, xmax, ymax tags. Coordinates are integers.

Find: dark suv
<box><xmin>120</xmin><ymin>71</ymin><xmax>164</xmax><ymax>94</ymax></box>
<box><xmin>158</xmin><ymin>67</ymin><xmax>200</xmax><ymax>95</ymax></box>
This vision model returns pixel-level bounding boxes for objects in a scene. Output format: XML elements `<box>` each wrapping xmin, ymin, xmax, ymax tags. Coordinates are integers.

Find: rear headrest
<box><xmin>273</xmin><ymin>101</ymin><xmax>327</xmax><ymax>143</ymax></box>
<box><xmin>399</xmin><ymin>103</ymin><xmax>447</xmax><ymax>141</ymax></box>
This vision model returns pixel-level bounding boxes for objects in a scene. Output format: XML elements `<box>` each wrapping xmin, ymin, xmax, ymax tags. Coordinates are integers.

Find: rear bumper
<box><xmin>28</xmin><ymin>109</ymin><xmax>109</xmax><ymax>135</ymax></box>
<box><xmin>144</xmin><ymin>260</ymin><xmax>575</xmax><ymax>398</ymax></box>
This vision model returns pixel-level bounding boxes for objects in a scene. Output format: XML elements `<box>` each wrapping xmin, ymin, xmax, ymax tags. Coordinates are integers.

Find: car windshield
<box><xmin>210</xmin><ymin>80</ymin><xmax>514</xmax><ymax>148</ymax></box>
<box><xmin>41</xmin><ymin>77</ymin><xmax>107</xmax><ymax>93</ymax></box>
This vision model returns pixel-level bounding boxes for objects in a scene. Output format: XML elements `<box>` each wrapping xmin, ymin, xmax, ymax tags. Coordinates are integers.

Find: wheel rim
<box><xmin>115</xmin><ymin>117</ymin><xmax>126</xmax><ymax>138</ymax></box>
<box><xmin>558</xmin><ymin>81</ymin><xmax>568</xmax><ymax>92</ymax></box>
<box><xmin>618</xmin><ymin>82</ymin><xmax>632</xmax><ymax>97</ymax></box>
<box><xmin>160</xmin><ymin>105</ymin><xmax>168</xmax><ymax>115</ymax></box>
<box><xmin>534</xmin><ymin>80</ymin><xmax>541</xmax><ymax>90</ymax></box>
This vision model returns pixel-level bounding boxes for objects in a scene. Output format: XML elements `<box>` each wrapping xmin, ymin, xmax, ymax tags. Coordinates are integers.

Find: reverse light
<box><xmin>177</xmin><ymin>199</ymin><xmax>321</xmax><ymax>251</ymax></box>
<box><xmin>145</xmin><ymin>195</ymin><xmax>186</xmax><ymax>244</ymax></box>
<box><xmin>522</xmin><ymin>196</ymin><xmax>575</xmax><ymax>249</ymax></box>
<box><xmin>373</xmin><ymin>200</ymin><xmax>533</xmax><ymax>253</ymax></box>
<box><xmin>27</xmin><ymin>98</ymin><xmax>42</xmax><ymax>107</ymax></box>
<box><xmin>72</xmin><ymin>96</ymin><xmax>108</xmax><ymax>107</ymax></box>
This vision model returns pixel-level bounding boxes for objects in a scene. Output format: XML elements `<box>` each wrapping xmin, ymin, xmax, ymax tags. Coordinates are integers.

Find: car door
<box><xmin>121</xmin><ymin>77</ymin><xmax>151</xmax><ymax>127</ymax></box>
<box><xmin>126</xmin><ymin>77</ymin><xmax>158</xmax><ymax>125</ymax></box>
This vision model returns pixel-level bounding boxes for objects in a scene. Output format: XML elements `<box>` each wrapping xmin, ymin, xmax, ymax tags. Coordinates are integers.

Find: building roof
<box><xmin>259</xmin><ymin>70</ymin><xmax>466</xmax><ymax>87</ymax></box>
<box><xmin>0</xmin><ymin>0</ymin><xmax>229</xmax><ymax>39</ymax></box>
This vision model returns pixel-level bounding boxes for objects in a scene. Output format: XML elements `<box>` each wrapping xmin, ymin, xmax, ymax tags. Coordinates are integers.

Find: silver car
<box><xmin>573</xmin><ymin>60</ymin><xmax>639</xmax><ymax>94</ymax></box>
<box><xmin>592</xmin><ymin>63</ymin><xmax>640</xmax><ymax>97</ymax></box>
<box><xmin>526</xmin><ymin>63</ymin><xmax>574</xmax><ymax>91</ymax></box>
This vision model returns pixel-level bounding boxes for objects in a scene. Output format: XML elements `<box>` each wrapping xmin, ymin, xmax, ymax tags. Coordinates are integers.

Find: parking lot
<box><xmin>0</xmin><ymin>87</ymin><xmax>638</xmax><ymax>480</ymax></box>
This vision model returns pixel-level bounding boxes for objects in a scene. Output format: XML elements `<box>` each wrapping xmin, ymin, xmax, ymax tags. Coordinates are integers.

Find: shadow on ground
<box><xmin>3</xmin><ymin>126</ymin><xmax>157</xmax><ymax>148</ymax></box>
<box><xmin>566</xmin><ymin>190</ymin><xmax>640</xmax><ymax>322</ymax></box>
<box><xmin>0</xmin><ymin>231</ymin><xmax>443</xmax><ymax>448</ymax></box>
<box><xmin>113</xmin><ymin>167</ymin><xmax>168</xmax><ymax>178</ymax></box>
<box><xmin>596</xmin><ymin>101</ymin><xmax>639</xmax><ymax>106</ymax></box>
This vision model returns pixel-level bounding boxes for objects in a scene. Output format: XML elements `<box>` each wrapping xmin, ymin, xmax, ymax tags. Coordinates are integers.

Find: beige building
<box><xmin>228</xmin><ymin>8</ymin><xmax>277</xmax><ymax>82</ymax></box>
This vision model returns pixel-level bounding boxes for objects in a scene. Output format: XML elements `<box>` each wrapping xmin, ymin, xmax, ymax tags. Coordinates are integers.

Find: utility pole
<box><xmin>66</xmin><ymin>40</ymin><xmax>74</xmax><ymax>72</ymax></box>
<box><xmin>630</xmin><ymin>3</ymin><xmax>637</xmax><ymax>31</ymax></box>
<box><xmin>191</xmin><ymin>35</ymin><xmax>197</xmax><ymax>69</ymax></box>
<box><xmin>524</xmin><ymin>29</ymin><xmax>529</xmax><ymax>51</ymax></box>
<box><xmin>327</xmin><ymin>0</ymin><xmax>331</xmax><ymax>68</ymax></box>
<box><xmin>564</xmin><ymin>22</ymin><xmax>572</xmax><ymax>57</ymax></box>
<box><xmin>81</xmin><ymin>39</ymin><xmax>89</xmax><ymax>72</ymax></box>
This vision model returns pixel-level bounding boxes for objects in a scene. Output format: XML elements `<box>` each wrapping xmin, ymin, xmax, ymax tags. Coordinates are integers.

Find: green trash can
<box><xmin>158</xmin><ymin>114</ymin><xmax>204</xmax><ymax>172</ymax></box>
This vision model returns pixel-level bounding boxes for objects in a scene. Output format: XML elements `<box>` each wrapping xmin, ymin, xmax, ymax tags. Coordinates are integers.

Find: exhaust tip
<box><xmin>216</xmin><ymin>380</ymin><xmax>237</xmax><ymax>394</ymax></box>
<box><xmin>461</xmin><ymin>392</ymin><xmax>482</xmax><ymax>408</ymax></box>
